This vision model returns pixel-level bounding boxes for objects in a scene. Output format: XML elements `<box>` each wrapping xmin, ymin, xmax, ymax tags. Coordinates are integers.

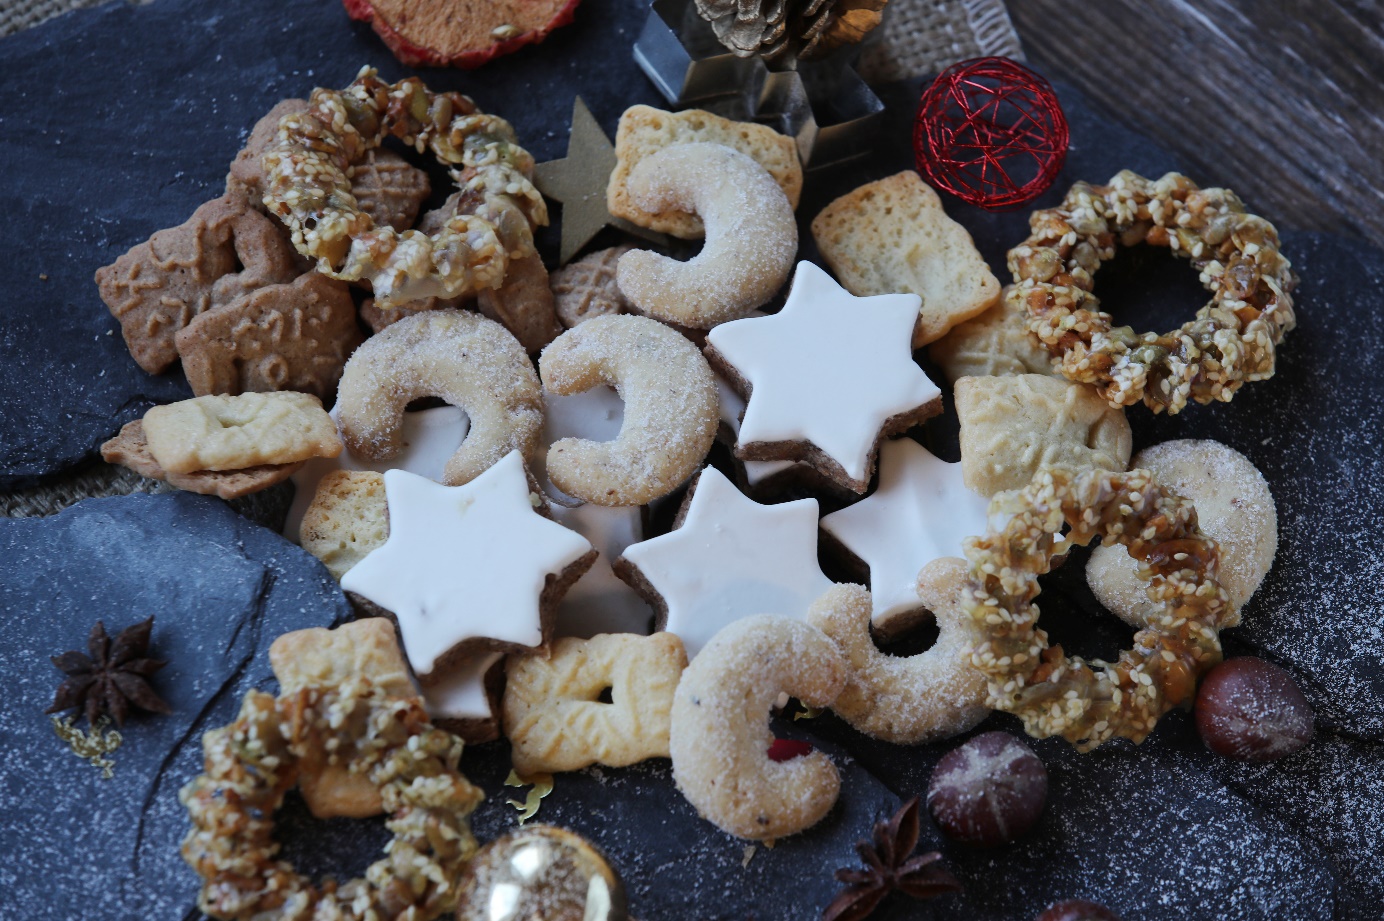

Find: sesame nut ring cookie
<box><xmin>262</xmin><ymin>66</ymin><xmax>546</xmax><ymax>308</ymax></box>
<box><xmin>963</xmin><ymin>466</ymin><xmax>1236</xmax><ymax>751</ymax></box>
<box><xmin>180</xmin><ymin>679</ymin><xmax>483</xmax><ymax>921</ymax></box>
<box><xmin>1009</xmin><ymin>170</ymin><xmax>1296</xmax><ymax>414</ymax></box>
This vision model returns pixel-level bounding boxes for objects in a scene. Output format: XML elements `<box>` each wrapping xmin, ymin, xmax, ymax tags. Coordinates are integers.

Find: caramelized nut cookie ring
<box><xmin>262</xmin><ymin>66</ymin><xmax>546</xmax><ymax>308</ymax></box>
<box><xmin>180</xmin><ymin>679</ymin><xmax>482</xmax><ymax>921</ymax></box>
<box><xmin>1009</xmin><ymin>170</ymin><xmax>1296</xmax><ymax>413</ymax></box>
<box><xmin>336</xmin><ymin>309</ymin><xmax>544</xmax><ymax>486</ymax></box>
<box><xmin>963</xmin><ymin>466</ymin><xmax>1235</xmax><ymax>751</ymax></box>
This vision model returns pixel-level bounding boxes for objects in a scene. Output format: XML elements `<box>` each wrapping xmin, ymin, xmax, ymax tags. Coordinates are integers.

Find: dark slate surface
<box><xmin>0</xmin><ymin>1</ymin><xmax>1381</xmax><ymax>918</ymax></box>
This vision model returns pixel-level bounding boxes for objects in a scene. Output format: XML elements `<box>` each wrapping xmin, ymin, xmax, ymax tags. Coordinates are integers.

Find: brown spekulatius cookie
<box><xmin>549</xmin><ymin>245</ymin><xmax>633</xmax><ymax>328</ymax></box>
<box><xmin>95</xmin><ymin>194</ymin><xmax>302</xmax><ymax>374</ymax></box>
<box><xmin>101</xmin><ymin>420</ymin><xmax>303</xmax><ymax>500</ymax></box>
<box><xmin>175</xmin><ymin>271</ymin><xmax>364</xmax><ymax>400</ymax></box>
<box><xmin>227</xmin><ymin>99</ymin><xmax>430</xmax><ymax>233</ymax></box>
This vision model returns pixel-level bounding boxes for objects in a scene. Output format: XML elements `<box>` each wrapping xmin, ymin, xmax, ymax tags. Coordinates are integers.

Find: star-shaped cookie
<box><xmin>614</xmin><ymin>466</ymin><xmax>833</xmax><ymax>658</ymax></box>
<box><xmin>819</xmin><ymin>438</ymin><xmax>989</xmax><ymax>630</ymax></box>
<box><xmin>705</xmin><ymin>261</ymin><xmax>943</xmax><ymax>493</ymax></box>
<box><xmin>340</xmin><ymin>452</ymin><xmax>596</xmax><ymax>681</ymax></box>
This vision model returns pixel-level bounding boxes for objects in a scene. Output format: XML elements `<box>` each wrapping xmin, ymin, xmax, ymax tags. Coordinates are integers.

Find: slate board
<box><xmin>0</xmin><ymin>0</ymin><xmax>1381</xmax><ymax>919</ymax></box>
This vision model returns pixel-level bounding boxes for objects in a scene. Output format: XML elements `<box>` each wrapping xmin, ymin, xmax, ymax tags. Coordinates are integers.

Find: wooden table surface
<box><xmin>1011</xmin><ymin>0</ymin><xmax>1384</xmax><ymax>249</ymax></box>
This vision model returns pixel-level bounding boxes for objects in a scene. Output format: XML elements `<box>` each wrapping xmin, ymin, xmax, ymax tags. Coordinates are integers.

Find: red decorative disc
<box><xmin>913</xmin><ymin>57</ymin><xmax>1069</xmax><ymax>211</ymax></box>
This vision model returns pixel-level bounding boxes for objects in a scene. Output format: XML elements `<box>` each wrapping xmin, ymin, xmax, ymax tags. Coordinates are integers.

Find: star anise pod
<box><xmin>46</xmin><ymin>617</ymin><xmax>171</xmax><ymax>728</ymax></box>
<box><xmin>823</xmin><ymin>796</ymin><xmax>962</xmax><ymax>921</ymax></box>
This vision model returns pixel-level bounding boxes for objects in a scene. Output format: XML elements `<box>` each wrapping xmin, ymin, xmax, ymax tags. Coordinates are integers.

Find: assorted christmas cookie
<box><xmin>929</xmin><ymin>285</ymin><xmax>1058</xmax><ymax>382</ymax></box>
<box><xmin>1086</xmin><ymin>439</ymin><xmax>1277</xmax><ymax>627</ymax></box>
<box><xmin>811</xmin><ymin>171</ymin><xmax>1002</xmax><ymax>347</ymax></box>
<box><xmin>819</xmin><ymin>437</ymin><xmax>988</xmax><ymax>630</ymax></box>
<box><xmin>954</xmin><ymin>373</ymin><xmax>1132</xmax><ymax>496</ymax></box>
<box><xmin>614</xmin><ymin>466</ymin><xmax>834</xmax><ymax>658</ymax></box>
<box><xmin>706</xmin><ymin>261</ymin><xmax>943</xmax><ymax>493</ymax></box>
<box><xmin>340</xmin><ymin>454</ymin><xmax>597</xmax><ymax>680</ymax></box>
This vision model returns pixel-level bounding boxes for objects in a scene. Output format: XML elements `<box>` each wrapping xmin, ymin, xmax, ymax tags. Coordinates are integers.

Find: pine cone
<box><xmin>696</xmin><ymin>0</ymin><xmax>887</xmax><ymax>62</ymax></box>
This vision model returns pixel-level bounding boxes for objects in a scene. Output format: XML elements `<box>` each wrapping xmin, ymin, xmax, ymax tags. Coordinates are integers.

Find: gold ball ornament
<box><xmin>456</xmin><ymin>825</ymin><xmax>628</xmax><ymax>921</ymax></box>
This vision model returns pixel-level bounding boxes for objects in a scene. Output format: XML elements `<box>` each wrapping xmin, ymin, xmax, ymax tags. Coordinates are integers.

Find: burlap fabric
<box><xmin>0</xmin><ymin>0</ymin><xmax>1018</xmax><ymax>527</ymax></box>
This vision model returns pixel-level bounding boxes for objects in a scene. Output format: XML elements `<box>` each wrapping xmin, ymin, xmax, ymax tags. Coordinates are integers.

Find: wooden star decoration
<box><xmin>534</xmin><ymin>97</ymin><xmax>669</xmax><ymax>265</ymax></box>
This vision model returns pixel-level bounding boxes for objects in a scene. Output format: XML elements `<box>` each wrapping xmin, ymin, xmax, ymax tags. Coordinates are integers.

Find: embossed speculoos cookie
<box><xmin>142</xmin><ymin>391</ymin><xmax>340</xmax><ymax>474</ymax></box>
<box><xmin>100</xmin><ymin>419</ymin><xmax>303</xmax><ymax>500</ymax></box>
<box><xmin>174</xmin><ymin>270</ymin><xmax>364</xmax><ymax>399</ymax></box>
<box><xmin>503</xmin><ymin>632</ymin><xmax>688</xmax><ymax>776</ymax></box>
<box><xmin>95</xmin><ymin>193</ymin><xmax>301</xmax><ymax>374</ymax></box>
<box><xmin>928</xmin><ymin>285</ymin><xmax>1057</xmax><ymax>383</ymax></box>
<box><xmin>954</xmin><ymin>373</ymin><xmax>1132</xmax><ymax>497</ymax></box>
<box><xmin>550</xmin><ymin>245</ymin><xmax>633</xmax><ymax>328</ymax></box>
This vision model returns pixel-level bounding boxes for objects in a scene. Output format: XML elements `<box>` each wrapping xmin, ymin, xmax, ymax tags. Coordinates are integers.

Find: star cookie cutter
<box><xmin>632</xmin><ymin>0</ymin><xmax>885</xmax><ymax>169</ymax></box>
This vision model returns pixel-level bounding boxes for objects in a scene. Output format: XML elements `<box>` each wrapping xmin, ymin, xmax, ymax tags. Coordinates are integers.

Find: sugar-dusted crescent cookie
<box><xmin>96</xmin><ymin>193</ymin><xmax>302</xmax><ymax>374</ymax></box>
<box><xmin>608</xmin><ymin>105</ymin><xmax>802</xmax><ymax>239</ymax></box>
<box><xmin>955</xmin><ymin>374</ymin><xmax>1132</xmax><ymax>497</ymax></box>
<box><xmin>617</xmin><ymin>143</ymin><xmax>797</xmax><ymax>328</ymax></box>
<box><xmin>268</xmin><ymin>618</ymin><xmax>415</xmax><ymax>819</ymax></box>
<box><xmin>142</xmin><ymin>391</ymin><xmax>340</xmax><ymax>474</ymax></box>
<box><xmin>503</xmin><ymin>632</ymin><xmax>688</xmax><ymax>775</ymax></box>
<box><xmin>928</xmin><ymin>285</ymin><xmax>1056</xmax><ymax>383</ymax></box>
<box><xmin>299</xmin><ymin>470</ymin><xmax>390</xmax><ymax>581</ymax></box>
<box><xmin>174</xmin><ymin>270</ymin><xmax>364</xmax><ymax>400</ymax></box>
<box><xmin>705</xmin><ymin>261</ymin><xmax>943</xmax><ymax>494</ymax></box>
<box><xmin>669</xmin><ymin>616</ymin><xmax>848</xmax><ymax>841</ymax></box>
<box><xmin>100</xmin><ymin>419</ymin><xmax>303</xmax><ymax>500</ymax></box>
<box><xmin>335</xmin><ymin>309</ymin><xmax>544</xmax><ymax>486</ymax></box>
<box><xmin>539</xmin><ymin>315</ymin><xmax>719</xmax><ymax>506</ymax></box>
<box><xmin>340</xmin><ymin>456</ymin><xmax>596</xmax><ymax>683</ymax></box>
<box><xmin>1087</xmin><ymin>439</ymin><xmax>1278</xmax><ymax>626</ymax></box>
<box><xmin>808</xmin><ymin>572</ymin><xmax>989</xmax><ymax>744</ymax></box>
<box><xmin>811</xmin><ymin>171</ymin><xmax>1001</xmax><ymax>348</ymax></box>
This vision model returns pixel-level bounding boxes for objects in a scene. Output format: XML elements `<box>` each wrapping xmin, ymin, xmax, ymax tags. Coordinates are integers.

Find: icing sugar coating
<box><xmin>705</xmin><ymin>261</ymin><xmax>943</xmax><ymax>492</ymax></box>
<box><xmin>615</xmin><ymin>466</ymin><xmax>834</xmax><ymax>658</ymax></box>
<box><xmin>819</xmin><ymin>438</ymin><xmax>989</xmax><ymax>627</ymax></box>
<box><xmin>539</xmin><ymin>315</ymin><xmax>719</xmax><ymax>506</ymax></box>
<box><xmin>669</xmin><ymin>615</ymin><xmax>847</xmax><ymax>841</ymax></box>
<box><xmin>616</xmin><ymin>143</ymin><xmax>797</xmax><ymax>328</ymax></box>
<box><xmin>341</xmin><ymin>454</ymin><xmax>594</xmax><ymax>679</ymax></box>
<box><xmin>335</xmin><ymin>309</ymin><xmax>543</xmax><ymax>487</ymax></box>
<box><xmin>714</xmin><ymin>371</ymin><xmax>796</xmax><ymax>486</ymax></box>
<box><xmin>422</xmin><ymin>651</ymin><xmax>504</xmax><ymax>723</ymax></box>
<box><xmin>808</xmin><ymin>574</ymin><xmax>989</xmax><ymax>744</ymax></box>
<box><xmin>285</xmin><ymin>405</ymin><xmax>469</xmax><ymax>543</ymax></box>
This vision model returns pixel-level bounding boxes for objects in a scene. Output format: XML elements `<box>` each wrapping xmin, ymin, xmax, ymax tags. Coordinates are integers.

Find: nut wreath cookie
<box><xmin>180</xmin><ymin>678</ymin><xmax>482</xmax><ymax>921</ymax></box>
<box><xmin>963</xmin><ymin>466</ymin><xmax>1236</xmax><ymax>751</ymax></box>
<box><xmin>261</xmin><ymin>67</ymin><xmax>546</xmax><ymax>308</ymax></box>
<box><xmin>616</xmin><ymin>142</ymin><xmax>797</xmax><ymax>328</ymax></box>
<box><xmin>95</xmin><ymin>193</ymin><xmax>301</xmax><ymax>375</ymax></box>
<box><xmin>1010</xmin><ymin>170</ymin><xmax>1297</xmax><ymax>413</ymax></box>
<box><xmin>808</xmin><ymin>573</ymin><xmax>989</xmax><ymax>744</ymax></box>
<box><xmin>335</xmin><ymin>309</ymin><xmax>544</xmax><ymax>487</ymax></box>
<box><xmin>705</xmin><ymin>261</ymin><xmax>943</xmax><ymax>494</ymax></box>
<box><xmin>1087</xmin><ymin>439</ymin><xmax>1277</xmax><ymax>627</ymax></box>
<box><xmin>502</xmin><ymin>632</ymin><xmax>688</xmax><ymax>776</ymax></box>
<box><xmin>669</xmin><ymin>615</ymin><xmax>848</xmax><ymax>841</ymax></box>
<box><xmin>538</xmin><ymin>314</ymin><xmax>719</xmax><ymax>506</ymax></box>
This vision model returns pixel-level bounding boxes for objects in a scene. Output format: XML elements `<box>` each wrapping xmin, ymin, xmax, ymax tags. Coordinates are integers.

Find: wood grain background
<box><xmin>1011</xmin><ymin>0</ymin><xmax>1384</xmax><ymax>248</ymax></box>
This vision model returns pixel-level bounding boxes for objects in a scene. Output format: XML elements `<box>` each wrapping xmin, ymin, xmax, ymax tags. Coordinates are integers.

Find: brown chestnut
<box><xmin>1034</xmin><ymin>898</ymin><xmax>1122</xmax><ymax>921</ymax></box>
<box><xmin>1195</xmin><ymin>657</ymin><xmax>1313</xmax><ymax>762</ymax></box>
<box><xmin>926</xmin><ymin>730</ymin><xmax>1047</xmax><ymax>846</ymax></box>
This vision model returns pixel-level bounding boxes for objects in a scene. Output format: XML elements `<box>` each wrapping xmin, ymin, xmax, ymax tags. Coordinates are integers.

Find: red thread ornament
<box><xmin>913</xmin><ymin>57</ymin><xmax>1069</xmax><ymax>211</ymax></box>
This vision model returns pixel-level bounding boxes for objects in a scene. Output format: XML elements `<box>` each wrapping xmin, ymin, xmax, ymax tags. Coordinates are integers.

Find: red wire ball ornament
<box><xmin>913</xmin><ymin>57</ymin><xmax>1070</xmax><ymax>211</ymax></box>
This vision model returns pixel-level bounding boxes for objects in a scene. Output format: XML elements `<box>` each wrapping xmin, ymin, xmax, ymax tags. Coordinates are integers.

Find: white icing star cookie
<box><xmin>819</xmin><ymin>438</ymin><xmax>989</xmax><ymax>630</ymax></box>
<box><xmin>705</xmin><ymin>261</ymin><xmax>943</xmax><ymax>493</ymax></box>
<box><xmin>713</xmin><ymin>372</ymin><xmax>795</xmax><ymax>488</ymax></box>
<box><xmin>341</xmin><ymin>453</ymin><xmax>596</xmax><ymax>680</ymax></box>
<box><xmin>615</xmin><ymin>466</ymin><xmax>834</xmax><ymax>658</ymax></box>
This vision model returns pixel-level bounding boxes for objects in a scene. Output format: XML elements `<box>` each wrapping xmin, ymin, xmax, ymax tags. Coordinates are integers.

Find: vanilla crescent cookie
<box><xmin>335</xmin><ymin>309</ymin><xmax>544</xmax><ymax>486</ymax></box>
<box><xmin>616</xmin><ymin>143</ymin><xmax>797</xmax><ymax>329</ymax></box>
<box><xmin>808</xmin><ymin>572</ymin><xmax>989</xmax><ymax>744</ymax></box>
<box><xmin>1087</xmin><ymin>439</ymin><xmax>1277</xmax><ymax>626</ymax></box>
<box><xmin>669</xmin><ymin>616</ymin><xmax>848</xmax><ymax>841</ymax></box>
<box><xmin>539</xmin><ymin>315</ymin><xmax>719</xmax><ymax>506</ymax></box>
